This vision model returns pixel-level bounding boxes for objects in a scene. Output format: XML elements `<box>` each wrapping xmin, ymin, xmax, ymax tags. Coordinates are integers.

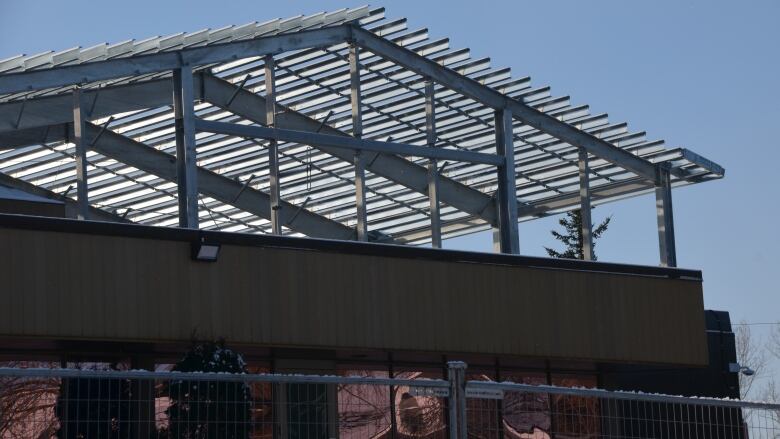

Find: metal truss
<box><xmin>0</xmin><ymin>6</ymin><xmax>724</xmax><ymax>264</ymax></box>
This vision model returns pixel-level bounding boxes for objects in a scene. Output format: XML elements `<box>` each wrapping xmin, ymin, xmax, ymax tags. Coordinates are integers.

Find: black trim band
<box><xmin>0</xmin><ymin>213</ymin><xmax>702</xmax><ymax>280</ymax></box>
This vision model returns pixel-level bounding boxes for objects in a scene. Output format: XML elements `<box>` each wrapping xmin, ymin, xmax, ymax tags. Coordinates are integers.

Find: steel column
<box><xmin>172</xmin><ymin>65</ymin><xmax>198</xmax><ymax>228</ymax></box>
<box><xmin>655</xmin><ymin>165</ymin><xmax>677</xmax><ymax>267</ymax></box>
<box><xmin>447</xmin><ymin>361</ymin><xmax>467</xmax><ymax>439</ymax></box>
<box><xmin>71</xmin><ymin>87</ymin><xmax>89</xmax><ymax>220</ymax></box>
<box><xmin>491</xmin><ymin>228</ymin><xmax>502</xmax><ymax>253</ymax></box>
<box><xmin>578</xmin><ymin>148</ymin><xmax>594</xmax><ymax>261</ymax></box>
<box><xmin>494</xmin><ymin>109</ymin><xmax>519</xmax><ymax>254</ymax></box>
<box><xmin>265</xmin><ymin>54</ymin><xmax>282</xmax><ymax>235</ymax></box>
<box><xmin>425</xmin><ymin>79</ymin><xmax>442</xmax><ymax>248</ymax></box>
<box><xmin>350</xmin><ymin>44</ymin><xmax>368</xmax><ymax>241</ymax></box>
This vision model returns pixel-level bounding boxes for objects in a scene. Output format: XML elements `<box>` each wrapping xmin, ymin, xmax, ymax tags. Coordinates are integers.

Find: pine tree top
<box><xmin>544</xmin><ymin>209</ymin><xmax>611</xmax><ymax>260</ymax></box>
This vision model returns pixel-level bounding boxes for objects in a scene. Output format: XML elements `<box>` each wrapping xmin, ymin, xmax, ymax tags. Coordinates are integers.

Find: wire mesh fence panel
<box><xmin>465</xmin><ymin>381</ymin><xmax>780</xmax><ymax>439</ymax></box>
<box><xmin>4</xmin><ymin>366</ymin><xmax>779</xmax><ymax>438</ymax></box>
<box><xmin>0</xmin><ymin>368</ymin><xmax>451</xmax><ymax>439</ymax></box>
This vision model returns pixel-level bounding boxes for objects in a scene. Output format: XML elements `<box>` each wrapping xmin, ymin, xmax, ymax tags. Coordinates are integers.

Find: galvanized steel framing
<box><xmin>0</xmin><ymin>6</ymin><xmax>724</xmax><ymax>264</ymax></box>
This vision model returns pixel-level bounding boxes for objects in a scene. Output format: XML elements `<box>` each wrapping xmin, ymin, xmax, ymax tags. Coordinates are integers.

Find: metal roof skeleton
<box><xmin>0</xmin><ymin>6</ymin><xmax>723</xmax><ymax>265</ymax></box>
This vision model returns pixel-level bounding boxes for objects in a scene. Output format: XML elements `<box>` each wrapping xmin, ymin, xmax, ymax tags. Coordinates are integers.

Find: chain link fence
<box><xmin>0</xmin><ymin>366</ymin><xmax>450</xmax><ymax>438</ymax></box>
<box><xmin>1</xmin><ymin>363</ymin><xmax>778</xmax><ymax>438</ymax></box>
<box><xmin>463</xmin><ymin>380</ymin><xmax>780</xmax><ymax>438</ymax></box>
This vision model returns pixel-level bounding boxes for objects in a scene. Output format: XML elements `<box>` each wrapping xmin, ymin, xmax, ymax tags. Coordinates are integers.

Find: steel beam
<box><xmin>494</xmin><ymin>109</ymin><xmax>519</xmax><ymax>254</ymax></box>
<box><xmin>72</xmin><ymin>87</ymin><xmax>89</xmax><ymax>220</ymax></box>
<box><xmin>265</xmin><ymin>55</ymin><xmax>281</xmax><ymax>235</ymax></box>
<box><xmin>395</xmin><ymin>177</ymin><xmax>658</xmax><ymax>244</ymax></box>
<box><xmin>350</xmin><ymin>45</ymin><xmax>368</xmax><ymax>241</ymax></box>
<box><xmin>354</xmin><ymin>151</ymin><xmax>368</xmax><ymax>241</ymax></box>
<box><xmin>79</xmin><ymin>123</ymin><xmax>356</xmax><ymax>240</ymax></box>
<box><xmin>200</xmin><ymin>74</ymin><xmax>500</xmax><ymax>223</ymax></box>
<box><xmin>655</xmin><ymin>165</ymin><xmax>677</xmax><ymax>267</ymax></box>
<box><xmin>9</xmin><ymin>122</ymin><xmax>355</xmax><ymax>238</ymax></box>
<box><xmin>0</xmin><ymin>26</ymin><xmax>352</xmax><ymax>95</ymax></box>
<box><xmin>578</xmin><ymin>148</ymin><xmax>594</xmax><ymax>261</ymax></box>
<box><xmin>350</xmin><ymin>25</ymin><xmax>664</xmax><ymax>181</ymax></box>
<box><xmin>194</xmin><ymin>119</ymin><xmax>503</xmax><ymax>166</ymax></box>
<box><xmin>0</xmin><ymin>171</ymin><xmax>127</xmax><ymax>222</ymax></box>
<box><xmin>0</xmin><ymin>78</ymin><xmax>202</xmax><ymax>133</ymax></box>
<box><xmin>425</xmin><ymin>79</ymin><xmax>442</xmax><ymax>248</ymax></box>
<box><xmin>172</xmin><ymin>66</ymin><xmax>198</xmax><ymax>229</ymax></box>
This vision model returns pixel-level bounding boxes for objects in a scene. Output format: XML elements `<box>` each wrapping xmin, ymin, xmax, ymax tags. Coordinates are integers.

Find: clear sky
<box><xmin>1</xmin><ymin>0</ymin><xmax>778</xmax><ymax>373</ymax></box>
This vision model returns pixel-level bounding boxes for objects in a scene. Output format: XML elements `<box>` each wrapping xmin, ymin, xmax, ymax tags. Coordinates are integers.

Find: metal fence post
<box><xmin>447</xmin><ymin>361</ymin><xmax>467</xmax><ymax>439</ymax></box>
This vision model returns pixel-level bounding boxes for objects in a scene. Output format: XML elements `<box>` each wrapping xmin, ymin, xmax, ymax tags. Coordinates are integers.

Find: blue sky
<box><xmin>1</xmin><ymin>0</ymin><xmax>778</xmax><ymax>366</ymax></box>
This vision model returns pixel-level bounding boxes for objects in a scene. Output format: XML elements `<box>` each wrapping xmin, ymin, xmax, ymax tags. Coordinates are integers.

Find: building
<box><xmin>0</xmin><ymin>6</ymin><xmax>736</xmax><ymax>437</ymax></box>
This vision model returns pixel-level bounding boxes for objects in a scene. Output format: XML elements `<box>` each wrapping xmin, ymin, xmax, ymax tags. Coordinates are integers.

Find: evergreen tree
<box><xmin>544</xmin><ymin>209</ymin><xmax>611</xmax><ymax>260</ymax></box>
<box><xmin>162</xmin><ymin>340</ymin><xmax>252</xmax><ymax>438</ymax></box>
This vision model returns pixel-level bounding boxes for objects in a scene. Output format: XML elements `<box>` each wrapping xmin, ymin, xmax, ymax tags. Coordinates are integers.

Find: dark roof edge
<box><xmin>0</xmin><ymin>213</ymin><xmax>702</xmax><ymax>281</ymax></box>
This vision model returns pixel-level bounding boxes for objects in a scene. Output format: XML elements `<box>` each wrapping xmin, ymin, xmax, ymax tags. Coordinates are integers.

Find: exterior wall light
<box><xmin>728</xmin><ymin>362</ymin><xmax>755</xmax><ymax>376</ymax></box>
<box><xmin>191</xmin><ymin>239</ymin><xmax>221</xmax><ymax>262</ymax></box>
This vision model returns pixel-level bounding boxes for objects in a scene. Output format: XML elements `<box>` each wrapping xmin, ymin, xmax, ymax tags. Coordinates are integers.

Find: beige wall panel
<box><xmin>0</xmin><ymin>227</ymin><xmax>708</xmax><ymax>366</ymax></box>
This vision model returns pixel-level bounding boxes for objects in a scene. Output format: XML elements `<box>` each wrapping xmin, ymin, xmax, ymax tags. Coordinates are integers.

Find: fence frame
<box><xmin>2</xmin><ymin>363</ymin><xmax>779</xmax><ymax>438</ymax></box>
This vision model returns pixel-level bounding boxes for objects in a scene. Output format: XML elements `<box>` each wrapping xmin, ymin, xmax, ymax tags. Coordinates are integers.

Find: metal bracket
<box><xmin>13</xmin><ymin>96</ymin><xmax>27</xmax><ymax>129</ymax></box>
<box><xmin>231</xmin><ymin>173</ymin><xmax>256</xmax><ymax>203</ymax></box>
<box><xmin>654</xmin><ymin>162</ymin><xmax>672</xmax><ymax>186</ymax></box>
<box><xmin>367</xmin><ymin>151</ymin><xmax>382</xmax><ymax>168</ymax></box>
<box><xmin>365</xmin><ymin>136</ymin><xmax>391</xmax><ymax>167</ymax></box>
<box><xmin>315</xmin><ymin>110</ymin><xmax>334</xmax><ymax>133</ymax></box>
<box><xmin>89</xmin><ymin>116</ymin><xmax>114</xmax><ymax>147</ymax></box>
<box><xmin>87</xmin><ymin>87</ymin><xmax>101</xmax><ymax>118</ymax></box>
<box><xmin>478</xmin><ymin>190</ymin><xmax>498</xmax><ymax>217</ymax></box>
<box><xmin>39</xmin><ymin>124</ymin><xmax>51</xmax><ymax>144</ymax></box>
<box><xmin>225</xmin><ymin>74</ymin><xmax>251</xmax><ymax>107</ymax></box>
<box><xmin>285</xmin><ymin>196</ymin><xmax>311</xmax><ymax>227</ymax></box>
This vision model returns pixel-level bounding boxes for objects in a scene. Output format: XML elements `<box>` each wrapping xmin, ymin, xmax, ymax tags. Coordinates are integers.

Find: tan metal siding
<box><xmin>0</xmin><ymin>228</ymin><xmax>708</xmax><ymax>365</ymax></box>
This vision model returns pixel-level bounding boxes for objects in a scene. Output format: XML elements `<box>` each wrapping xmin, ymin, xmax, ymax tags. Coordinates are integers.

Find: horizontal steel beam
<box><xmin>517</xmin><ymin>177</ymin><xmax>652</xmax><ymax>218</ymax></box>
<box><xmin>84</xmin><ymin>123</ymin><xmax>357</xmax><ymax>240</ymax></box>
<box><xmin>0</xmin><ymin>26</ymin><xmax>351</xmax><ymax>95</ymax></box>
<box><xmin>21</xmin><ymin>122</ymin><xmax>357</xmax><ymax>240</ymax></box>
<box><xmin>393</xmin><ymin>177</ymin><xmax>657</xmax><ymax>244</ymax></box>
<box><xmin>0</xmin><ymin>123</ymin><xmax>70</xmax><ymax>147</ymax></box>
<box><xmin>200</xmin><ymin>74</ymin><xmax>501</xmax><ymax>222</ymax></box>
<box><xmin>0</xmin><ymin>74</ymin><xmax>503</xmax><ymax>229</ymax></box>
<box><xmin>0</xmin><ymin>78</ymin><xmax>191</xmax><ymax>133</ymax></box>
<box><xmin>350</xmin><ymin>25</ymin><xmax>665</xmax><ymax>181</ymax></box>
<box><xmin>0</xmin><ymin>170</ymin><xmax>127</xmax><ymax>223</ymax></box>
<box><xmin>195</xmin><ymin>119</ymin><xmax>504</xmax><ymax>166</ymax></box>
<box><xmin>680</xmin><ymin>148</ymin><xmax>725</xmax><ymax>177</ymax></box>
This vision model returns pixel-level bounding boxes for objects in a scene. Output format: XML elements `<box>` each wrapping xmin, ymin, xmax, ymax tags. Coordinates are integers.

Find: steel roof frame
<box><xmin>0</xmin><ymin>6</ymin><xmax>723</xmax><ymax>264</ymax></box>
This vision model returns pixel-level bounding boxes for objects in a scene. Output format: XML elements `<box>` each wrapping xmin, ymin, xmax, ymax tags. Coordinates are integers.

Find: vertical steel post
<box><xmin>447</xmin><ymin>361</ymin><xmax>467</xmax><ymax>439</ymax></box>
<box><xmin>265</xmin><ymin>54</ymin><xmax>282</xmax><ymax>235</ymax></box>
<box><xmin>655</xmin><ymin>164</ymin><xmax>677</xmax><ymax>267</ymax></box>
<box><xmin>426</xmin><ymin>79</ymin><xmax>442</xmax><ymax>248</ymax></box>
<box><xmin>494</xmin><ymin>109</ymin><xmax>519</xmax><ymax>254</ymax></box>
<box><xmin>388</xmin><ymin>360</ymin><xmax>398</xmax><ymax>439</ymax></box>
<box><xmin>350</xmin><ymin>44</ymin><xmax>368</xmax><ymax>241</ymax></box>
<box><xmin>72</xmin><ymin>86</ymin><xmax>89</xmax><ymax>220</ymax></box>
<box><xmin>172</xmin><ymin>65</ymin><xmax>199</xmax><ymax>228</ymax></box>
<box><xmin>578</xmin><ymin>147</ymin><xmax>594</xmax><ymax>261</ymax></box>
<box><xmin>491</xmin><ymin>229</ymin><xmax>502</xmax><ymax>253</ymax></box>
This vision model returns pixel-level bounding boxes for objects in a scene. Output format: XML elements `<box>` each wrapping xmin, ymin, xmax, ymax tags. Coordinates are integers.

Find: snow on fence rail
<box><xmin>1</xmin><ymin>364</ymin><xmax>778</xmax><ymax>438</ymax></box>
<box><xmin>465</xmin><ymin>380</ymin><xmax>780</xmax><ymax>438</ymax></box>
